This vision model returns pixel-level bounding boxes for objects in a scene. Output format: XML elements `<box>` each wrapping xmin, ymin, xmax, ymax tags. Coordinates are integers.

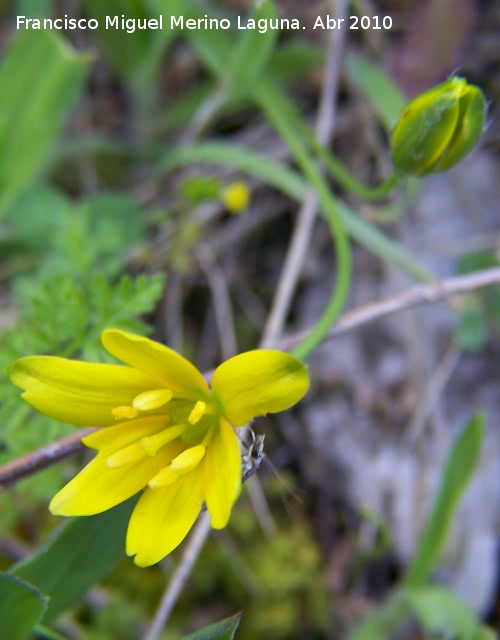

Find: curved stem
<box><xmin>255</xmin><ymin>80</ymin><xmax>352</xmax><ymax>361</ymax></box>
<box><xmin>260</xmin><ymin>4</ymin><xmax>348</xmax><ymax>349</ymax></box>
<box><xmin>261</xmin><ymin>77</ymin><xmax>400</xmax><ymax>201</ymax></box>
<box><xmin>316</xmin><ymin>145</ymin><xmax>399</xmax><ymax>200</ymax></box>
<box><xmin>291</xmin><ymin>206</ymin><xmax>350</xmax><ymax>361</ymax></box>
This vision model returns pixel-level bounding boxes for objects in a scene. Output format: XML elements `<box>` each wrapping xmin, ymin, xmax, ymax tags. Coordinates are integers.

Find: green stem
<box><xmin>264</xmin><ymin>84</ymin><xmax>400</xmax><ymax>200</ymax></box>
<box><xmin>315</xmin><ymin>144</ymin><xmax>399</xmax><ymax>200</ymax></box>
<box><xmin>254</xmin><ymin>80</ymin><xmax>352</xmax><ymax>361</ymax></box>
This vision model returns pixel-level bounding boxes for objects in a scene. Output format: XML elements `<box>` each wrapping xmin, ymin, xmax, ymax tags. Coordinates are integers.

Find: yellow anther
<box><xmin>140</xmin><ymin>424</ymin><xmax>186</xmax><ymax>456</ymax></box>
<box><xmin>106</xmin><ymin>443</ymin><xmax>147</xmax><ymax>468</ymax></box>
<box><xmin>148</xmin><ymin>466</ymin><xmax>180</xmax><ymax>488</ymax></box>
<box><xmin>188</xmin><ymin>400</ymin><xmax>207</xmax><ymax>425</ymax></box>
<box><xmin>170</xmin><ymin>445</ymin><xmax>206</xmax><ymax>474</ymax></box>
<box><xmin>132</xmin><ymin>388</ymin><xmax>173</xmax><ymax>411</ymax></box>
<box><xmin>112</xmin><ymin>405</ymin><xmax>139</xmax><ymax>420</ymax></box>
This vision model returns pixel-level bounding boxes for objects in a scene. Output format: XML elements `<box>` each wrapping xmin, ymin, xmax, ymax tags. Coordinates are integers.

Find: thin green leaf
<box><xmin>0</xmin><ymin>573</ymin><xmax>48</xmax><ymax>640</ymax></box>
<box><xmin>403</xmin><ymin>585</ymin><xmax>479</xmax><ymax>639</ymax></box>
<box><xmin>160</xmin><ymin>142</ymin><xmax>305</xmax><ymax>200</ymax></box>
<box><xmin>229</xmin><ymin>0</ymin><xmax>279</xmax><ymax>98</ymax></box>
<box><xmin>81</xmin><ymin>0</ymin><xmax>183</xmax><ymax>89</ymax></box>
<box><xmin>404</xmin><ymin>411</ymin><xmax>485</xmax><ymax>586</ymax></box>
<box><xmin>348</xmin><ymin>594</ymin><xmax>407</xmax><ymax>640</ymax></box>
<box><xmin>159</xmin><ymin>141</ymin><xmax>432</xmax><ymax>282</ymax></box>
<box><xmin>180</xmin><ymin>612</ymin><xmax>243</xmax><ymax>640</ymax></box>
<box><xmin>12</xmin><ymin>496</ymin><xmax>137</xmax><ymax>622</ymax></box>
<box><xmin>32</xmin><ymin>624</ymin><xmax>69</xmax><ymax>640</ymax></box>
<box><xmin>268</xmin><ymin>41</ymin><xmax>325</xmax><ymax>83</ymax></box>
<box><xmin>0</xmin><ymin>30</ymin><xmax>90</xmax><ymax>216</ymax></box>
<box><xmin>345</xmin><ymin>54</ymin><xmax>406</xmax><ymax>131</ymax></box>
<box><xmin>184</xmin><ymin>17</ymin><xmax>233</xmax><ymax>80</ymax></box>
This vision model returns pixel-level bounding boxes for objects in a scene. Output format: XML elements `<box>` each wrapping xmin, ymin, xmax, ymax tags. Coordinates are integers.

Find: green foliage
<box><xmin>0</xmin><ymin>30</ymin><xmax>90</xmax><ymax>216</ymax></box>
<box><xmin>81</xmin><ymin>0</ymin><xmax>183</xmax><ymax>89</ymax></box>
<box><xmin>404</xmin><ymin>585</ymin><xmax>478</xmax><ymax>639</ymax></box>
<box><xmin>179</xmin><ymin>612</ymin><xmax>243</xmax><ymax>640</ymax></box>
<box><xmin>350</xmin><ymin>412</ymin><xmax>488</xmax><ymax>640</ymax></box>
<box><xmin>78</xmin><ymin>591</ymin><xmax>145</xmax><ymax>640</ymax></box>
<box><xmin>0</xmin><ymin>573</ymin><xmax>48</xmax><ymax>640</ymax></box>
<box><xmin>11</xmin><ymin>497</ymin><xmax>137</xmax><ymax>623</ymax></box>
<box><xmin>228</xmin><ymin>1</ymin><xmax>279</xmax><ymax>99</ymax></box>
<box><xmin>243</xmin><ymin>523</ymin><xmax>329</xmax><ymax>638</ymax></box>
<box><xmin>0</xmin><ymin>184</ymin><xmax>164</xmax><ymax>456</ymax></box>
<box><xmin>404</xmin><ymin>411</ymin><xmax>485</xmax><ymax>586</ymax></box>
<box><xmin>345</xmin><ymin>54</ymin><xmax>406</xmax><ymax>132</ymax></box>
<box><xmin>180</xmin><ymin>176</ymin><xmax>222</xmax><ymax>204</ymax></box>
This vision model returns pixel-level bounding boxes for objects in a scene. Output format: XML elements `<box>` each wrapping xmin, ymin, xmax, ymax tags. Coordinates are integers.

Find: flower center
<box><xmin>148</xmin><ymin>425</ymin><xmax>215</xmax><ymax>489</ymax></box>
<box><xmin>106</xmin><ymin>396</ymin><xmax>217</xmax><ymax>485</ymax></box>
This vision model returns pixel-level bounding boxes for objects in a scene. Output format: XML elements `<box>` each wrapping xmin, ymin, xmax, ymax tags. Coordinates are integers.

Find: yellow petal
<box><xmin>211</xmin><ymin>350</ymin><xmax>309</xmax><ymax>427</ymax></box>
<box><xmin>8</xmin><ymin>356</ymin><xmax>157</xmax><ymax>427</ymax></box>
<box><xmin>102</xmin><ymin>329</ymin><xmax>210</xmax><ymax>399</ymax></box>
<box><xmin>82</xmin><ymin>416</ymin><xmax>169</xmax><ymax>453</ymax></box>
<box><xmin>204</xmin><ymin>418</ymin><xmax>241</xmax><ymax>529</ymax></box>
<box><xmin>126</xmin><ymin>466</ymin><xmax>204</xmax><ymax>566</ymax></box>
<box><xmin>49</xmin><ymin>440</ymin><xmax>183</xmax><ymax>516</ymax></box>
<box><xmin>106</xmin><ymin>442</ymin><xmax>148</xmax><ymax>468</ymax></box>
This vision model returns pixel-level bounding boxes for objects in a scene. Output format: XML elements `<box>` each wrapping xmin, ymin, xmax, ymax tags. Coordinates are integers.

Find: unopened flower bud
<box><xmin>390</xmin><ymin>76</ymin><xmax>487</xmax><ymax>176</ymax></box>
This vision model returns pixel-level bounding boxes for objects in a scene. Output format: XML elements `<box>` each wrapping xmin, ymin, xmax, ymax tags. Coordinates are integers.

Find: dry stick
<box><xmin>404</xmin><ymin>343</ymin><xmax>462</xmax><ymax>447</ymax></box>
<box><xmin>260</xmin><ymin>0</ymin><xmax>349</xmax><ymax>348</ymax></box>
<box><xmin>197</xmin><ymin>242</ymin><xmax>238</xmax><ymax>361</ymax></box>
<box><xmin>2</xmin><ymin>266</ymin><xmax>500</xmax><ymax>490</ymax></box>
<box><xmin>279</xmin><ymin>266</ymin><xmax>500</xmax><ymax>351</ymax></box>
<box><xmin>143</xmin><ymin>512</ymin><xmax>212</xmax><ymax>640</ymax></box>
<box><xmin>0</xmin><ymin>428</ymin><xmax>95</xmax><ymax>488</ymax></box>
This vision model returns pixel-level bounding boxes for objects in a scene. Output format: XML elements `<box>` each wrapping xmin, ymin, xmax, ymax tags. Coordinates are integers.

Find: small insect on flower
<box><xmin>9</xmin><ymin>329</ymin><xmax>309</xmax><ymax>566</ymax></box>
<box><xmin>242</xmin><ymin>432</ymin><xmax>266</xmax><ymax>483</ymax></box>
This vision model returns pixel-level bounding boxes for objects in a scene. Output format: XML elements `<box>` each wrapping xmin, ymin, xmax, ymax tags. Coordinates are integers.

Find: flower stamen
<box><xmin>132</xmin><ymin>389</ymin><xmax>173</xmax><ymax>411</ymax></box>
<box><xmin>111</xmin><ymin>405</ymin><xmax>140</xmax><ymax>420</ymax></box>
<box><xmin>170</xmin><ymin>445</ymin><xmax>206</xmax><ymax>473</ymax></box>
<box><xmin>140</xmin><ymin>424</ymin><xmax>186</xmax><ymax>456</ymax></box>
<box><xmin>148</xmin><ymin>466</ymin><xmax>180</xmax><ymax>488</ymax></box>
<box><xmin>188</xmin><ymin>400</ymin><xmax>207</xmax><ymax>425</ymax></box>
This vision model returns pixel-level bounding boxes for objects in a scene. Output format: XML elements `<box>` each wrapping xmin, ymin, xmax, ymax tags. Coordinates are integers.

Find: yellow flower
<box><xmin>9</xmin><ymin>329</ymin><xmax>309</xmax><ymax>566</ymax></box>
<box><xmin>220</xmin><ymin>181</ymin><xmax>250</xmax><ymax>213</ymax></box>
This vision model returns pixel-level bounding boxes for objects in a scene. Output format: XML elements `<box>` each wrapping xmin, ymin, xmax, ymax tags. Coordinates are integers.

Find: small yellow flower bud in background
<box><xmin>390</xmin><ymin>76</ymin><xmax>487</xmax><ymax>176</ymax></box>
<box><xmin>221</xmin><ymin>181</ymin><xmax>250</xmax><ymax>214</ymax></box>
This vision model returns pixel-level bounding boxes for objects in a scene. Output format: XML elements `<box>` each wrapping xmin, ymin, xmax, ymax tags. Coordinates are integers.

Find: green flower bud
<box><xmin>390</xmin><ymin>76</ymin><xmax>487</xmax><ymax>176</ymax></box>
